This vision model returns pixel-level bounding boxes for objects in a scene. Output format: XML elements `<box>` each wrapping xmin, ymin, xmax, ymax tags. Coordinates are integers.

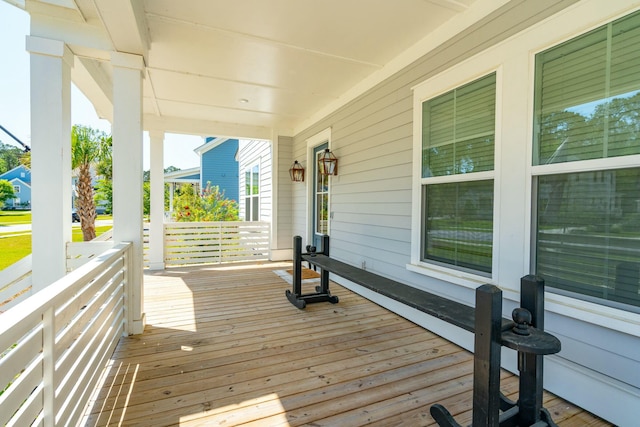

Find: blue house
<box><xmin>165</xmin><ymin>137</ymin><xmax>239</xmax><ymax>215</ymax></box>
<box><xmin>195</xmin><ymin>137</ymin><xmax>239</xmax><ymax>202</ymax></box>
<box><xmin>0</xmin><ymin>165</ymin><xmax>31</xmax><ymax>209</ymax></box>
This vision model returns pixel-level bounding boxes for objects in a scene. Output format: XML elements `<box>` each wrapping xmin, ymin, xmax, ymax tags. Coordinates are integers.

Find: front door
<box><xmin>312</xmin><ymin>143</ymin><xmax>329</xmax><ymax>250</ymax></box>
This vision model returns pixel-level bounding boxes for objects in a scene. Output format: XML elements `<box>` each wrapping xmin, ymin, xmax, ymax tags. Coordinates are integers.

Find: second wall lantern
<box><xmin>318</xmin><ymin>148</ymin><xmax>338</xmax><ymax>176</ymax></box>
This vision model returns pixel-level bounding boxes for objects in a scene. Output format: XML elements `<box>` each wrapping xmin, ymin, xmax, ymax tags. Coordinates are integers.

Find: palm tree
<box><xmin>71</xmin><ymin>125</ymin><xmax>111</xmax><ymax>241</ymax></box>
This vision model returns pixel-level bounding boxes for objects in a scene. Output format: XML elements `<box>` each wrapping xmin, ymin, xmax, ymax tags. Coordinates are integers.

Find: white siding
<box><xmin>290</xmin><ymin>1</ymin><xmax>640</xmax><ymax>425</ymax></box>
<box><xmin>238</xmin><ymin>139</ymin><xmax>272</xmax><ymax>222</ymax></box>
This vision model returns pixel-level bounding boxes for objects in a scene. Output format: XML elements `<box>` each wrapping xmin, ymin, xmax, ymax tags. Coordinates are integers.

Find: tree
<box><xmin>0</xmin><ymin>142</ymin><xmax>24</xmax><ymax>174</ymax></box>
<box><xmin>0</xmin><ymin>179</ymin><xmax>16</xmax><ymax>209</ymax></box>
<box><xmin>173</xmin><ymin>182</ymin><xmax>238</xmax><ymax>222</ymax></box>
<box><xmin>72</xmin><ymin>125</ymin><xmax>111</xmax><ymax>241</ymax></box>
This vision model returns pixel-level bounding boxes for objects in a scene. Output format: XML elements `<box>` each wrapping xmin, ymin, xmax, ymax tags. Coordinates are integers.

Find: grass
<box><xmin>0</xmin><ymin>233</ymin><xmax>31</xmax><ymax>270</ymax></box>
<box><xmin>0</xmin><ymin>211</ymin><xmax>32</xmax><ymax>225</ymax></box>
<box><xmin>0</xmin><ymin>225</ymin><xmax>113</xmax><ymax>271</ymax></box>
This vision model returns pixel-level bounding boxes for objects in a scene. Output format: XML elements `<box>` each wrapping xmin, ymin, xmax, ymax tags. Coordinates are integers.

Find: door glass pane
<box><xmin>423</xmin><ymin>180</ymin><xmax>494</xmax><ymax>273</ymax></box>
<box><xmin>316</xmin><ymin>193</ymin><xmax>328</xmax><ymax>235</ymax></box>
<box><xmin>314</xmin><ymin>146</ymin><xmax>329</xmax><ymax>237</ymax></box>
<box><xmin>535</xmin><ymin>168</ymin><xmax>640</xmax><ymax>309</ymax></box>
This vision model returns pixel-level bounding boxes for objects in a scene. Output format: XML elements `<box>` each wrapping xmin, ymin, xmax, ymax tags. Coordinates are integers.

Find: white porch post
<box><xmin>26</xmin><ymin>36</ymin><xmax>73</xmax><ymax>291</ymax></box>
<box><xmin>111</xmin><ymin>52</ymin><xmax>145</xmax><ymax>334</ymax></box>
<box><xmin>269</xmin><ymin>133</ymin><xmax>294</xmax><ymax>261</ymax></box>
<box><xmin>148</xmin><ymin>130</ymin><xmax>165</xmax><ymax>270</ymax></box>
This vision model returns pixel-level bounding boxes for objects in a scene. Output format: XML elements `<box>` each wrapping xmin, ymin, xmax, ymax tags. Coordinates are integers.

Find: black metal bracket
<box><xmin>285</xmin><ymin>235</ymin><xmax>339</xmax><ymax>309</ymax></box>
<box><xmin>431</xmin><ymin>275</ymin><xmax>560</xmax><ymax>427</ymax></box>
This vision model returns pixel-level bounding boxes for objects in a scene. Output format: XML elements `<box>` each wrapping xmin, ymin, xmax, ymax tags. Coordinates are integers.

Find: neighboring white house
<box><xmin>238</xmin><ymin>139</ymin><xmax>272</xmax><ymax>222</ymax></box>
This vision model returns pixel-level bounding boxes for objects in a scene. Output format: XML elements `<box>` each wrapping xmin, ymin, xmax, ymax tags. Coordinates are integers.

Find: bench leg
<box><xmin>472</xmin><ymin>284</ymin><xmax>503</xmax><ymax>427</ymax></box>
<box><xmin>286</xmin><ymin>235</ymin><xmax>339</xmax><ymax>308</ymax></box>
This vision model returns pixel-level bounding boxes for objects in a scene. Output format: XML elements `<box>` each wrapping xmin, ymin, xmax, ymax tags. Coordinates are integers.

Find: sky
<box><xmin>0</xmin><ymin>1</ymin><xmax>202</xmax><ymax>171</ymax></box>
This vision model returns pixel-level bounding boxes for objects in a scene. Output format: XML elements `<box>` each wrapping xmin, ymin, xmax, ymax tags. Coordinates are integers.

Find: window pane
<box><xmin>533</xmin><ymin>10</ymin><xmax>640</xmax><ymax>165</ymax></box>
<box><xmin>422</xmin><ymin>73</ymin><xmax>496</xmax><ymax>177</ymax></box>
<box><xmin>316</xmin><ymin>194</ymin><xmax>328</xmax><ymax>235</ymax></box>
<box><xmin>252</xmin><ymin>165</ymin><xmax>260</xmax><ymax>195</ymax></box>
<box><xmin>252</xmin><ymin>197</ymin><xmax>259</xmax><ymax>221</ymax></box>
<box><xmin>245</xmin><ymin>198</ymin><xmax>250</xmax><ymax>221</ymax></box>
<box><xmin>423</xmin><ymin>180</ymin><xmax>493</xmax><ymax>273</ymax></box>
<box><xmin>536</xmin><ymin>168</ymin><xmax>640</xmax><ymax>309</ymax></box>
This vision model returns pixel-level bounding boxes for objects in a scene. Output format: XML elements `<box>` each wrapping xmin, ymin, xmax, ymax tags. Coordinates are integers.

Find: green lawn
<box><xmin>0</xmin><ymin>211</ymin><xmax>32</xmax><ymax>225</ymax></box>
<box><xmin>0</xmin><ymin>225</ymin><xmax>113</xmax><ymax>270</ymax></box>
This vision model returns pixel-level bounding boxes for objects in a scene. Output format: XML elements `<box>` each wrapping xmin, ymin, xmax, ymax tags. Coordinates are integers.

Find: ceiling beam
<box><xmin>72</xmin><ymin>56</ymin><xmax>113</xmax><ymax>122</ymax></box>
<box><xmin>143</xmin><ymin>115</ymin><xmax>277</xmax><ymax>141</ymax></box>
<box><xmin>92</xmin><ymin>0</ymin><xmax>149</xmax><ymax>59</ymax></box>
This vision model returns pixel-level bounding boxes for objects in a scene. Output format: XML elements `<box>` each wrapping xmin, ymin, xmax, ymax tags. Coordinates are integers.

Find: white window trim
<box><xmin>244</xmin><ymin>161</ymin><xmax>260</xmax><ymax>221</ymax></box>
<box><xmin>410</xmin><ymin>64</ymin><xmax>503</xmax><ymax>289</ymax></box>
<box><xmin>305</xmin><ymin>128</ymin><xmax>332</xmax><ymax>242</ymax></box>
<box><xmin>522</xmin><ymin>5</ymin><xmax>640</xmax><ymax>326</ymax></box>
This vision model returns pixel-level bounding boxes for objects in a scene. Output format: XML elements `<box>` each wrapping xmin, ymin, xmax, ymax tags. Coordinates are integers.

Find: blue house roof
<box><xmin>0</xmin><ymin>165</ymin><xmax>31</xmax><ymax>184</ymax></box>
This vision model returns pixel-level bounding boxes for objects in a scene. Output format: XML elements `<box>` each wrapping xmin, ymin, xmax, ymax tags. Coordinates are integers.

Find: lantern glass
<box><xmin>318</xmin><ymin>148</ymin><xmax>338</xmax><ymax>176</ymax></box>
<box><xmin>289</xmin><ymin>160</ymin><xmax>305</xmax><ymax>182</ymax></box>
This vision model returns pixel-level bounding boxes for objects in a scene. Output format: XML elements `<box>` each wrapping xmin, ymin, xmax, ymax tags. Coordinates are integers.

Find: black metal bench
<box><xmin>285</xmin><ymin>235</ymin><xmax>561</xmax><ymax>427</ymax></box>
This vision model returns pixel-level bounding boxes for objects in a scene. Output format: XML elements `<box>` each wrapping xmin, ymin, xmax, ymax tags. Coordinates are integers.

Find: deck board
<box><xmin>83</xmin><ymin>262</ymin><xmax>612</xmax><ymax>426</ymax></box>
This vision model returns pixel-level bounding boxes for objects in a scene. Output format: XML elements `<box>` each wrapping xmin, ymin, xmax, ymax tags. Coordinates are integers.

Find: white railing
<box><xmin>0</xmin><ymin>255</ymin><xmax>33</xmax><ymax>314</ymax></box>
<box><xmin>163</xmin><ymin>221</ymin><xmax>270</xmax><ymax>266</ymax></box>
<box><xmin>66</xmin><ymin>241</ymin><xmax>114</xmax><ymax>272</ymax></box>
<box><xmin>0</xmin><ymin>242</ymin><xmax>131</xmax><ymax>427</ymax></box>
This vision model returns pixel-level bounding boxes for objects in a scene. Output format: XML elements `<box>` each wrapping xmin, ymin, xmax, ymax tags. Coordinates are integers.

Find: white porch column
<box><xmin>26</xmin><ymin>36</ymin><xmax>73</xmax><ymax>291</ymax></box>
<box><xmin>111</xmin><ymin>52</ymin><xmax>145</xmax><ymax>334</ymax></box>
<box><xmin>148</xmin><ymin>130</ymin><xmax>165</xmax><ymax>270</ymax></box>
<box><xmin>270</xmin><ymin>132</ymin><xmax>294</xmax><ymax>261</ymax></box>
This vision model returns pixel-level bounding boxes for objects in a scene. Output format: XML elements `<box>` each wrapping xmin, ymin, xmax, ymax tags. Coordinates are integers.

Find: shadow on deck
<box><xmin>82</xmin><ymin>262</ymin><xmax>611</xmax><ymax>426</ymax></box>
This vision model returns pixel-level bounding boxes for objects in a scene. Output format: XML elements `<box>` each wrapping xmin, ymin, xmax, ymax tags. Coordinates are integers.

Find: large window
<box><xmin>420</xmin><ymin>73</ymin><xmax>496</xmax><ymax>274</ymax></box>
<box><xmin>244</xmin><ymin>164</ymin><xmax>259</xmax><ymax>221</ymax></box>
<box><xmin>532</xmin><ymin>10</ymin><xmax>640</xmax><ymax>311</ymax></box>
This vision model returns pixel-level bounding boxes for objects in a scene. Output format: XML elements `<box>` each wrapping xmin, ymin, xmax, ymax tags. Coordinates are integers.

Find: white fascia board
<box><xmin>194</xmin><ymin>137</ymin><xmax>229</xmax><ymax>156</ymax></box>
<box><xmin>9</xmin><ymin>177</ymin><xmax>31</xmax><ymax>188</ymax></box>
<box><xmin>164</xmin><ymin>167</ymin><xmax>200</xmax><ymax>180</ymax></box>
<box><xmin>0</xmin><ymin>165</ymin><xmax>29</xmax><ymax>178</ymax></box>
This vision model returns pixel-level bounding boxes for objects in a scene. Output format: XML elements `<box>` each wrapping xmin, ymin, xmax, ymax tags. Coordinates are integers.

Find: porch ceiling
<box><xmin>23</xmin><ymin>0</ymin><xmax>576</xmax><ymax>138</ymax></box>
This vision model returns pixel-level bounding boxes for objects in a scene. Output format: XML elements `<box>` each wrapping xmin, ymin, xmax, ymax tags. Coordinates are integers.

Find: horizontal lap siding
<box><xmin>292</xmin><ymin>0</ymin><xmax>582</xmax><ymax>287</ymax></box>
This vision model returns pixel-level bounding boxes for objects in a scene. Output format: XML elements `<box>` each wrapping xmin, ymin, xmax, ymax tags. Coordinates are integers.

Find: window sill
<box><xmin>545</xmin><ymin>293</ymin><xmax>640</xmax><ymax>338</ymax></box>
<box><xmin>406</xmin><ymin>262</ymin><xmax>492</xmax><ymax>291</ymax></box>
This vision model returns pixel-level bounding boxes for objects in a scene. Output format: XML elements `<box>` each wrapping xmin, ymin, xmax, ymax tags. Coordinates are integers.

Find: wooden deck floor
<box><xmin>84</xmin><ymin>262</ymin><xmax>611</xmax><ymax>426</ymax></box>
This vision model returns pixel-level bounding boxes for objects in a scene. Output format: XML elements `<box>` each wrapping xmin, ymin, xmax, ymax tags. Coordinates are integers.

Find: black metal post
<box><xmin>472</xmin><ymin>284</ymin><xmax>503</xmax><ymax>427</ymax></box>
<box><xmin>293</xmin><ymin>236</ymin><xmax>303</xmax><ymax>297</ymax></box>
<box><xmin>519</xmin><ymin>275</ymin><xmax>556</xmax><ymax>426</ymax></box>
<box><xmin>319</xmin><ymin>235</ymin><xmax>330</xmax><ymax>293</ymax></box>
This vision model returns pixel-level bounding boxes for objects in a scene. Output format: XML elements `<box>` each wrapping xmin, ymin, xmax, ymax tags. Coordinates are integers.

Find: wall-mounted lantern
<box><xmin>289</xmin><ymin>160</ymin><xmax>305</xmax><ymax>182</ymax></box>
<box><xmin>318</xmin><ymin>148</ymin><xmax>338</xmax><ymax>176</ymax></box>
